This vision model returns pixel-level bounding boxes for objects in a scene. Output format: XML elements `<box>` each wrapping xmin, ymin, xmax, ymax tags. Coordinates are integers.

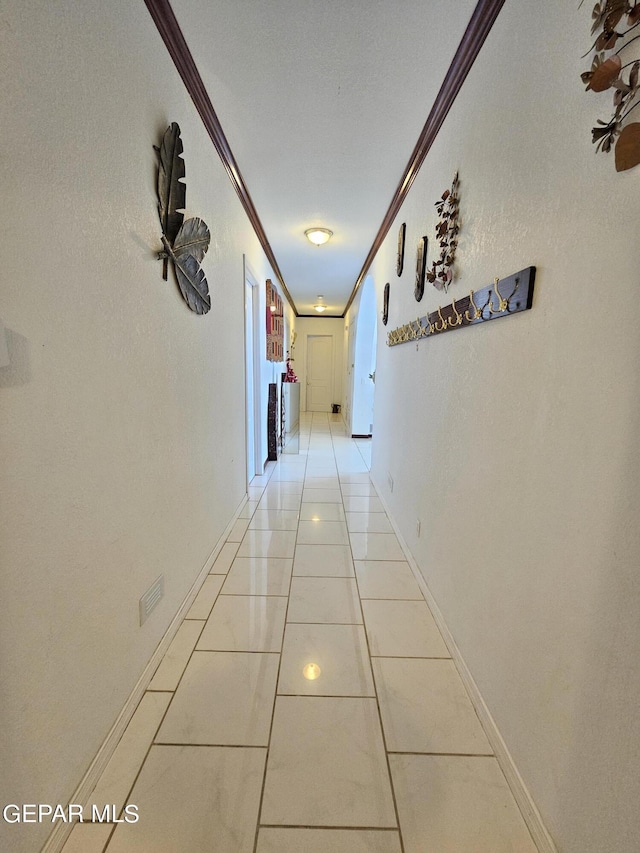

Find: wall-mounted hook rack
<box><xmin>387</xmin><ymin>266</ymin><xmax>535</xmax><ymax>347</ymax></box>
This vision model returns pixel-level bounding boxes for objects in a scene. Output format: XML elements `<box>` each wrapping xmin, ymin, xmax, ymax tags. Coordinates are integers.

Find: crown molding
<box><xmin>143</xmin><ymin>0</ymin><xmax>298</xmax><ymax>315</ymax></box>
<box><xmin>342</xmin><ymin>0</ymin><xmax>506</xmax><ymax>316</ymax></box>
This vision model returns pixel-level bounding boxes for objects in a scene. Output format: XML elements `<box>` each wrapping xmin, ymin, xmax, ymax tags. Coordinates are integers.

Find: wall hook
<box><xmin>491</xmin><ymin>276</ymin><xmax>509</xmax><ymax>313</ymax></box>
<box><xmin>504</xmin><ymin>276</ymin><xmax>520</xmax><ymax>312</ymax></box>
<box><xmin>465</xmin><ymin>290</ymin><xmax>482</xmax><ymax>322</ymax></box>
<box><xmin>448</xmin><ymin>298</ymin><xmax>463</xmax><ymax>328</ymax></box>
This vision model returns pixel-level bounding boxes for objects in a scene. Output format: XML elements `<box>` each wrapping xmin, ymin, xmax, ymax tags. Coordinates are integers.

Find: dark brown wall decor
<box><xmin>382</xmin><ymin>282</ymin><xmax>390</xmax><ymax>325</ymax></box>
<box><xmin>387</xmin><ymin>266</ymin><xmax>535</xmax><ymax>346</ymax></box>
<box><xmin>396</xmin><ymin>223</ymin><xmax>406</xmax><ymax>276</ymax></box>
<box><xmin>415</xmin><ymin>236</ymin><xmax>428</xmax><ymax>302</ymax></box>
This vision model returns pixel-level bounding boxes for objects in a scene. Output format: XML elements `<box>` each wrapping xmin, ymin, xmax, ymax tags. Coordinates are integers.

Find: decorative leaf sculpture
<box><xmin>173</xmin><ymin>217</ymin><xmax>210</xmax><ymax>263</ymax></box>
<box><xmin>157</xmin><ymin>124</ymin><xmax>186</xmax><ymax>245</ymax></box>
<box><xmin>162</xmin><ymin>237</ymin><xmax>211</xmax><ymax>315</ymax></box>
<box><xmin>581</xmin><ymin>2</ymin><xmax>640</xmax><ymax>171</ymax></box>
<box><xmin>587</xmin><ymin>54</ymin><xmax>622</xmax><ymax>90</ymax></box>
<box><xmin>426</xmin><ymin>172</ymin><xmax>460</xmax><ymax>293</ymax></box>
<box><xmin>615</xmin><ymin>121</ymin><xmax>640</xmax><ymax>169</ymax></box>
<box><xmin>155</xmin><ymin>123</ymin><xmax>212</xmax><ymax>314</ymax></box>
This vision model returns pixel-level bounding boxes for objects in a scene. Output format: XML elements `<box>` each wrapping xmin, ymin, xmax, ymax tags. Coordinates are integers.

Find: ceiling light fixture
<box><xmin>305</xmin><ymin>227</ymin><xmax>333</xmax><ymax>247</ymax></box>
<box><xmin>303</xmin><ymin>663</ymin><xmax>321</xmax><ymax>680</ymax></box>
<box><xmin>314</xmin><ymin>296</ymin><xmax>327</xmax><ymax>313</ymax></box>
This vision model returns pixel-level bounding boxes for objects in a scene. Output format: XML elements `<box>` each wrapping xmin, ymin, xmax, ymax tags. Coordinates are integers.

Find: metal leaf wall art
<box><xmin>581</xmin><ymin>1</ymin><xmax>640</xmax><ymax>171</ymax></box>
<box><xmin>426</xmin><ymin>171</ymin><xmax>460</xmax><ymax>293</ymax></box>
<box><xmin>155</xmin><ymin>122</ymin><xmax>211</xmax><ymax>314</ymax></box>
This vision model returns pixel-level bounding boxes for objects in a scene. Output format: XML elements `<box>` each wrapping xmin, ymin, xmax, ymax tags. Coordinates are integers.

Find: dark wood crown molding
<box><xmin>143</xmin><ymin>0</ymin><xmax>298</xmax><ymax>315</ymax></box>
<box><xmin>342</xmin><ymin>0</ymin><xmax>506</xmax><ymax>316</ymax></box>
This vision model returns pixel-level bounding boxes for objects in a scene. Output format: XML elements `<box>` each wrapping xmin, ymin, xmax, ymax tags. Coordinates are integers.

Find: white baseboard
<box><xmin>41</xmin><ymin>496</ymin><xmax>248</xmax><ymax>853</ymax></box>
<box><xmin>369</xmin><ymin>475</ymin><xmax>557</xmax><ymax>853</ymax></box>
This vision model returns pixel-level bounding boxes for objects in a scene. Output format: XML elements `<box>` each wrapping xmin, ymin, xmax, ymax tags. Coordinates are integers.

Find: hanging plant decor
<box><xmin>154</xmin><ymin>122</ymin><xmax>212</xmax><ymax>314</ymax></box>
<box><xmin>426</xmin><ymin>171</ymin><xmax>460</xmax><ymax>293</ymax></box>
<box><xmin>581</xmin><ymin>1</ymin><xmax>640</xmax><ymax>172</ymax></box>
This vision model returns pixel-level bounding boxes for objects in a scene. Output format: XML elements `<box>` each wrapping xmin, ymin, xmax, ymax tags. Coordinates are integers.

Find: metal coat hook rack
<box><xmin>386</xmin><ymin>266</ymin><xmax>535</xmax><ymax>347</ymax></box>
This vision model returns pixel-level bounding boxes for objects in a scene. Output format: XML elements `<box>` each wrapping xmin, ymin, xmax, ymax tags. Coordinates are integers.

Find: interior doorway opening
<box><xmin>349</xmin><ymin>274</ymin><xmax>377</xmax><ymax>437</ymax></box>
<box><xmin>244</xmin><ymin>260</ymin><xmax>262</xmax><ymax>485</ymax></box>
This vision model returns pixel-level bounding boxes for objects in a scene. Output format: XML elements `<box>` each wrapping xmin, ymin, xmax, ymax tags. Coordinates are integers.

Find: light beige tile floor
<box><xmin>62</xmin><ymin>413</ymin><xmax>538</xmax><ymax>853</ymax></box>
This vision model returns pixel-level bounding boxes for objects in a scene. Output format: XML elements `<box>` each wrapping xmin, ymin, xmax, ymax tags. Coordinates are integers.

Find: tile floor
<box><xmin>62</xmin><ymin>413</ymin><xmax>538</xmax><ymax>853</ymax></box>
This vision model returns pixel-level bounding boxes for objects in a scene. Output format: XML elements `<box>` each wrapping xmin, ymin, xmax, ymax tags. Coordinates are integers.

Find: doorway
<box><xmin>244</xmin><ymin>261</ymin><xmax>262</xmax><ymax>484</ymax></box>
<box><xmin>349</xmin><ymin>275</ymin><xmax>377</xmax><ymax>436</ymax></box>
<box><xmin>306</xmin><ymin>335</ymin><xmax>333</xmax><ymax>412</ymax></box>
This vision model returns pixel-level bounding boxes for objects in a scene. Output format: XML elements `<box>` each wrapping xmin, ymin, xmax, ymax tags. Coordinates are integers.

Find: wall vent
<box><xmin>139</xmin><ymin>576</ymin><xmax>164</xmax><ymax>626</ymax></box>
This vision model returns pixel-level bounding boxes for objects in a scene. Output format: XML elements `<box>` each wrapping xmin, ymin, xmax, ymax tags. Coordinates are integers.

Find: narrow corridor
<box><xmin>62</xmin><ymin>414</ymin><xmax>537</xmax><ymax>853</ymax></box>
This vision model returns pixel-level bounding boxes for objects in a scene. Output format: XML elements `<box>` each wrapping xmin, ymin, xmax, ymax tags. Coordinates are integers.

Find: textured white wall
<box><xmin>0</xmin><ymin>2</ymin><xmax>277</xmax><ymax>850</ymax></box>
<box><xmin>370</xmin><ymin>2</ymin><xmax>640</xmax><ymax>852</ymax></box>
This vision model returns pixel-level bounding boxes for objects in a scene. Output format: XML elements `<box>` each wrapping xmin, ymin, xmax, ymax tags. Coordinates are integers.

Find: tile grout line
<box><xmin>151</xmin><ymin>742</ymin><xmax>269</xmax><ymax>749</ymax></box>
<box><xmin>259</xmin><ymin>823</ymin><xmax>400</xmax><ymax>832</ymax></box>
<box><xmin>387</xmin><ymin>750</ymin><xmax>496</xmax><ymax>757</ymax></box>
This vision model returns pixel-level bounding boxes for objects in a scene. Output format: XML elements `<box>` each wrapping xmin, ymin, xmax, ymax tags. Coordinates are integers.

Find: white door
<box><xmin>306</xmin><ymin>335</ymin><xmax>333</xmax><ymax>412</ymax></box>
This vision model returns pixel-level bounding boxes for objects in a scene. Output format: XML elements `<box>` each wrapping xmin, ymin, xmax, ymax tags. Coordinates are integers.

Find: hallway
<box><xmin>62</xmin><ymin>414</ymin><xmax>537</xmax><ymax>853</ymax></box>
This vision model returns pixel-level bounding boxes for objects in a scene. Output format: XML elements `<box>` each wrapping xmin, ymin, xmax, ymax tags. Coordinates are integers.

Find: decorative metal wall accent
<box><xmin>396</xmin><ymin>223</ymin><xmax>406</xmax><ymax>276</ymax></box>
<box><xmin>415</xmin><ymin>236</ymin><xmax>428</xmax><ymax>301</ymax></box>
<box><xmin>382</xmin><ymin>282</ymin><xmax>390</xmax><ymax>326</ymax></box>
<box><xmin>387</xmin><ymin>266</ymin><xmax>535</xmax><ymax>346</ymax></box>
<box><xmin>581</xmin><ymin>1</ymin><xmax>640</xmax><ymax>172</ymax></box>
<box><xmin>155</xmin><ymin>122</ymin><xmax>211</xmax><ymax>314</ymax></box>
<box><xmin>427</xmin><ymin>171</ymin><xmax>460</xmax><ymax>292</ymax></box>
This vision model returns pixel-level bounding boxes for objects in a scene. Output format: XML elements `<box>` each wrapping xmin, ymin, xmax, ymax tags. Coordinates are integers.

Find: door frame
<box><xmin>243</xmin><ymin>257</ymin><xmax>263</xmax><ymax>485</ymax></box>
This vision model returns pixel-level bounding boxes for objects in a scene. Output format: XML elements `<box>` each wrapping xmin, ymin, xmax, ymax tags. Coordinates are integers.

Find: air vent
<box><xmin>139</xmin><ymin>576</ymin><xmax>164</xmax><ymax>626</ymax></box>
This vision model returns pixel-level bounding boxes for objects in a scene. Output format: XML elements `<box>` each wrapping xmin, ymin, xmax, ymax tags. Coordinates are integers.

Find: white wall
<box><xmin>295</xmin><ymin>317</ymin><xmax>345</xmax><ymax>412</ymax></box>
<box><xmin>369</xmin><ymin>2</ymin><xmax>640</xmax><ymax>852</ymax></box>
<box><xmin>0</xmin><ymin>2</ymin><xmax>277</xmax><ymax>850</ymax></box>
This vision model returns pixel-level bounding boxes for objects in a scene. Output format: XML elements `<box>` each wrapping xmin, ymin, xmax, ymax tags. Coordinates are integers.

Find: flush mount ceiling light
<box><xmin>314</xmin><ymin>296</ymin><xmax>327</xmax><ymax>313</ymax></box>
<box><xmin>305</xmin><ymin>227</ymin><xmax>333</xmax><ymax>247</ymax></box>
<box><xmin>303</xmin><ymin>663</ymin><xmax>321</xmax><ymax>680</ymax></box>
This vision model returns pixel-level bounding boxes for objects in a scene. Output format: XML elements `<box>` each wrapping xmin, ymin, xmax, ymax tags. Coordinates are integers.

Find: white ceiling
<box><xmin>170</xmin><ymin>0</ymin><xmax>478</xmax><ymax>315</ymax></box>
